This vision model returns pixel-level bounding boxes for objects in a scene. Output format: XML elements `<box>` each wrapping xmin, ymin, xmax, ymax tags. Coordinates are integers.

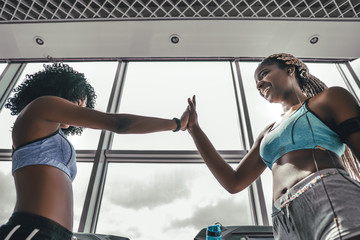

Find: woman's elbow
<box><xmin>227</xmin><ymin>188</ymin><xmax>239</xmax><ymax>194</ymax></box>
<box><xmin>225</xmin><ymin>183</ymin><xmax>245</xmax><ymax>194</ymax></box>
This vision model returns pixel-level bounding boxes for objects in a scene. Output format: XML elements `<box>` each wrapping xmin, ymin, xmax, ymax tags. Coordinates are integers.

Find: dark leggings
<box><xmin>0</xmin><ymin>212</ymin><xmax>74</xmax><ymax>240</ymax></box>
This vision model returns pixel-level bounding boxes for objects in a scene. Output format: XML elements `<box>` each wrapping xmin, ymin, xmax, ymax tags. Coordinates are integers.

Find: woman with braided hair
<box><xmin>0</xmin><ymin>63</ymin><xmax>189</xmax><ymax>240</ymax></box>
<box><xmin>186</xmin><ymin>53</ymin><xmax>360</xmax><ymax>239</ymax></box>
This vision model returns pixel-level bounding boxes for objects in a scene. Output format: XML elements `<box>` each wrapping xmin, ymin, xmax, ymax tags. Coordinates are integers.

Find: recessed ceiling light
<box><xmin>309</xmin><ymin>34</ymin><xmax>320</xmax><ymax>44</ymax></box>
<box><xmin>169</xmin><ymin>34</ymin><xmax>180</xmax><ymax>44</ymax></box>
<box><xmin>34</xmin><ymin>36</ymin><xmax>45</xmax><ymax>46</ymax></box>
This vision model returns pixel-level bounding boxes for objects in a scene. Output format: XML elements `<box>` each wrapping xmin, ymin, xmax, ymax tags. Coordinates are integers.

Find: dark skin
<box><xmin>186</xmin><ymin>64</ymin><xmax>360</xmax><ymax>202</ymax></box>
<box><xmin>12</xmin><ymin>95</ymin><xmax>189</xmax><ymax>231</ymax></box>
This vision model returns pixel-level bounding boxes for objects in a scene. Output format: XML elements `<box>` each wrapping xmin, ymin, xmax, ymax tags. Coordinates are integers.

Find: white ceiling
<box><xmin>0</xmin><ymin>19</ymin><xmax>359</xmax><ymax>61</ymax></box>
<box><xmin>1</xmin><ymin>0</ymin><xmax>359</xmax><ymax>60</ymax></box>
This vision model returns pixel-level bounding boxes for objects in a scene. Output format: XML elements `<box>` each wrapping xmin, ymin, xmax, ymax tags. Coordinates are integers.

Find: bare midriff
<box><xmin>13</xmin><ymin>165</ymin><xmax>74</xmax><ymax>231</ymax></box>
<box><xmin>272</xmin><ymin>148</ymin><xmax>345</xmax><ymax>200</ymax></box>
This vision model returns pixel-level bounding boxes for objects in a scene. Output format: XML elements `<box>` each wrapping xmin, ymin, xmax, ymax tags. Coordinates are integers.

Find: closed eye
<box><xmin>256</xmin><ymin>71</ymin><xmax>267</xmax><ymax>87</ymax></box>
<box><xmin>259</xmin><ymin>71</ymin><xmax>269</xmax><ymax>80</ymax></box>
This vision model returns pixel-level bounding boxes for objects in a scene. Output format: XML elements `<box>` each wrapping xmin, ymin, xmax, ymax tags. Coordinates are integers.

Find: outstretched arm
<box><xmin>186</xmin><ymin>95</ymin><xmax>268</xmax><ymax>194</ymax></box>
<box><xmin>13</xmin><ymin>96</ymin><xmax>189</xmax><ymax>147</ymax></box>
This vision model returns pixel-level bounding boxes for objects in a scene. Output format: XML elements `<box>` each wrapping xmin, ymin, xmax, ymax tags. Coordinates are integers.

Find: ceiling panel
<box><xmin>0</xmin><ymin>1</ymin><xmax>359</xmax><ymax>60</ymax></box>
<box><xmin>1</xmin><ymin>0</ymin><xmax>359</xmax><ymax>21</ymax></box>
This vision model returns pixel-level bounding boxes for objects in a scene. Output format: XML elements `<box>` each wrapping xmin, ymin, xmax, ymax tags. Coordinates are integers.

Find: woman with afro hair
<box><xmin>0</xmin><ymin>63</ymin><xmax>189</xmax><ymax>240</ymax></box>
<box><xmin>186</xmin><ymin>53</ymin><xmax>360</xmax><ymax>240</ymax></box>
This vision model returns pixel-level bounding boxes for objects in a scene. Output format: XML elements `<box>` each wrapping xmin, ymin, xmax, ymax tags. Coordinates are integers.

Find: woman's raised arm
<box><xmin>186</xmin><ymin>95</ymin><xmax>268</xmax><ymax>194</ymax></box>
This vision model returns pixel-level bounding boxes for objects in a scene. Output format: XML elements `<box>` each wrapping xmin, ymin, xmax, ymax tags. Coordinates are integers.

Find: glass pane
<box><xmin>97</xmin><ymin>163</ymin><xmax>252</xmax><ymax>240</ymax></box>
<box><xmin>339</xmin><ymin>62</ymin><xmax>360</xmax><ymax>96</ymax></box>
<box><xmin>0</xmin><ymin>63</ymin><xmax>45</xmax><ymax>149</ymax></box>
<box><xmin>306</xmin><ymin>63</ymin><xmax>348</xmax><ymax>88</ymax></box>
<box><xmin>350</xmin><ymin>58</ymin><xmax>360</xmax><ymax>81</ymax></box>
<box><xmin>0</xmin><ymin>162</ymin><xmax>16</xmax><ymax>224</ymax></box>
<box><xmin>65</xmin><ymin>62</ymin><xmax>118</xmax><ymax>150</ymax></box>
<box><xmin>112</xmin><ymin>61</ymin><xmax>242</xmax><ymax>150</ymax></box>
<box><xmin>0</xmin><ymin>63</ymin><xmax>7</xmax><ymax>76</ymax></box>
<box><xmin>73</xmin><ymin>162</ymin><xmax>93</xmax><ymax>230</ymax></box>
<box><xmin>0</xmin><ymin>62</ymin><xmax>117</xmax><ymax>150</ymax></box>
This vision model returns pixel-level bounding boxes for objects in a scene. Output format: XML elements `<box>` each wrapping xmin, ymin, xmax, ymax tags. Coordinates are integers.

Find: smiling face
<box><xmin>254</xmin><ymin>63</ymin><xmax>294</xmax><ymax>103</ymax></box>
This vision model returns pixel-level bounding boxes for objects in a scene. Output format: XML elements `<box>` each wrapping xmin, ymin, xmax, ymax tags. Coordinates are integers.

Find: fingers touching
<box><xmin>188</xmin><ymin>95</ymin><xmax>196</xmax><ymax>111</ymax></box>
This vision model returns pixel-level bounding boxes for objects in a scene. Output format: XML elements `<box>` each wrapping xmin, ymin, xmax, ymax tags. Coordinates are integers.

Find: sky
<box><xmin>0</xmin><ymin>60</ymin><xmax>359</xmax><ymax>240</ymax></box>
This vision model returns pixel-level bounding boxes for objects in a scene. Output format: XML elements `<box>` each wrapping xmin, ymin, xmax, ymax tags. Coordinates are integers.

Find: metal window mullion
<box><xmin>0</xmin><ymin>63</ymin><xmax>26</xmax><ymax>111</ymax></box>
<box><xmin>335</xmin><ymin>63</ymin><xmax>360</xmax><ymax>105</ymax></box>
<box><xmin>344</xmin><ymin>62</ymin><xmax>360</xmax><ymax>93</ymax></box>
<box><xmin>234</xmin><ymin>60</ymin><xmax>269</xmax><ymax>226</ymax></box>
<box><xmin>105</xmin><ymin>149</ymin><xmax>247</xmax><ymax>163</ymax></box>
<box><xmin>230</xmin><ymin>61</ymin><xmax>247</xmax><ymax>150</ymax></box>
<box><xmin>78</xmin><ymin>61</ymin><xmax>128</xmax><ymax>233</ymax></box>
<box><xmin>0</xmin><ymin>149</ymin><xmax>97</xmax><ymax>162</ymax></box>
<box><xmin>233</xmin><ymin>60</ymin><xmax>258</xmax><ymax>225</ymax></box>
<box><xmin>0</xmin><ymin>149</ymin><xmax>247</xmax><ymax>163</ymax></box>
<box><xmin>234</xmin><ymin>61</ymin><xmax>254</xmax><ymax>146</ymax></box>
<box><xmin>0</xmin><ymin>149</ymin><xmax>12</xmax><ymax>161</ymax></box>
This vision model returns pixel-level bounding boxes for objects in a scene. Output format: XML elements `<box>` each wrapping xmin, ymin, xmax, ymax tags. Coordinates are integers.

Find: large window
<box><xmin>73</xmin><ymin>163</ymin><xmax>93</xmax><ymax>230</ymax></box>
<box><xmin>0</xmin><ymin>59</ymin><xmax>359</xmax><ymax>239</ymax></box>
<box><xmin>0</xmin><ymin>162</ymin><xmax>15</xmax><ymax>223</ymax></box>
<box><xmin>0</xmin><ymin>64</ymin><xmax>6</xmax><ymax>75</ymax></box>
<box><xmin>350</xmin><ymin>58</ymin><xmax>360</xmax><ymax>82</ymax></box>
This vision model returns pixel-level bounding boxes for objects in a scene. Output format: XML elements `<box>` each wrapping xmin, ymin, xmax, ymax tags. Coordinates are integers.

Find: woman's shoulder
<box><xmin>316</xmin><ymin>86</ymin><xmax>350</xmax><ymax>99</ymax></box>
<box><xmin>311</xmin><ymin>86</ymin><xmax>359</xmax><ymax>124</ymax></box>
<box><xmin>310</xmin><ymin>86</ymin><xmax>353</xmax><ymax>105</ymax></box>
<box><xmin>30</xmin><ymin>95</ymin><xmax>67</xmax><ymax>104</ymax></box>
<box><xmin>23</xmin><ymin>96</ymin><xmax>69</xmax><ymax>112</ymax></box>
<box><xmin>17</xmin><ymin>96</ymin><xmax>74</xmax><ymax>127</ymax></box>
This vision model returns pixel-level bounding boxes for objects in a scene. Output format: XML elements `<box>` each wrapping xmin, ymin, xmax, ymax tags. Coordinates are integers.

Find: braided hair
<box><xmin>259</xmin><ymin>53</ymin><xmax>328</xmax><ymax>97</ymax></box>
<box><xmin>259</xmin><ymin>53</ymin><xmax>360</xmax><ymax>180</ymax></box>
<box><xmin>5</xmin><ymin>63</ymin><xmax>97</xmax><ymax>136</ymax></box>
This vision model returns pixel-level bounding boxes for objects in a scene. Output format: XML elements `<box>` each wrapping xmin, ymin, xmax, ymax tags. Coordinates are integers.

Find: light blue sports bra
<box><xmin>12</xmin><ymin>129</ymin><xmax>77</xmax><ymax>181</ymax></box>
<box><xmin>259</xmin><ymin>99</ymin><xmax>345</xmax><ymax>169</ymax></box>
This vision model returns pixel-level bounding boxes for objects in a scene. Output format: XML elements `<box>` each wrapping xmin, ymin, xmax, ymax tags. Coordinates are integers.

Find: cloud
<box><xmin>126</xmin><ymin>226</ymin><xmax>142</xmax><ymax>239</ymax></box>
<box><xmin>165</xmin><ymin>197</ymin><xmax>251</xmax><ymax>231</ymax></box>
<box><xmin>107</xmin><ymin>170</ymin><xmax>192</xmax><ymax>209</ymax></box>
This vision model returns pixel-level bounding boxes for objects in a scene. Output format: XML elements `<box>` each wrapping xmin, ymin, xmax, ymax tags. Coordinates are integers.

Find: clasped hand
<box><xmin>179</xmin><ymin>95</ymin><xmax>198</xmax><ymax>131</ymax></box>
